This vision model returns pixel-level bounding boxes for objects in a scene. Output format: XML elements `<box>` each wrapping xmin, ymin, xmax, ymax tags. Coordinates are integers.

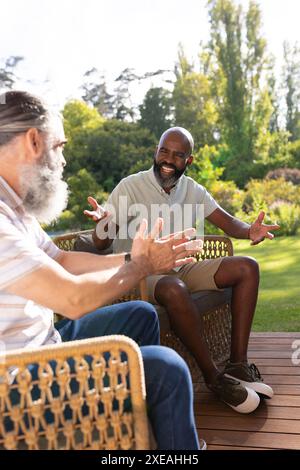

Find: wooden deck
<box><xmin>195</xmin><ymin>332</ymin><xmax>300</xmax><ymax>450</ymax></box>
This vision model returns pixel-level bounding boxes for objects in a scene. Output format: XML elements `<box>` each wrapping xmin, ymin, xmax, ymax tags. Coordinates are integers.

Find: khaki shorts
<box><xmin>146</xmin><ymin>258</ymin><xmax>224</xmax><ymax>304</ymax></box>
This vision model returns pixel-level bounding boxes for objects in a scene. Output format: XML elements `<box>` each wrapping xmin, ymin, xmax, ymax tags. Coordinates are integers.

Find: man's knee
<box><xmin>239</xmin><ymin>256</ymin><xmax>259</xmax><ymax>279</ymax></box>
<box><xmin>142</xmin><ymin>345</ymin><xmax>192</xmax><ymax>390</ymax></box>
<box><xmin>133</xmin><ymin>300</ymin><xmax>158</xmax><ymax>322</ymax></box>
<box><xmin>155</xmin><ymin>277</ymin><xmax>188</xmax><ymax>303</ymax></box>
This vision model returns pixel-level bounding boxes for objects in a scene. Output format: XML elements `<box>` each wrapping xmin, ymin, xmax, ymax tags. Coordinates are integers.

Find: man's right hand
<box><xmin>131</xmin><ymin>218</ymin><xmax>203</xmax><ymax>276</ymax></box>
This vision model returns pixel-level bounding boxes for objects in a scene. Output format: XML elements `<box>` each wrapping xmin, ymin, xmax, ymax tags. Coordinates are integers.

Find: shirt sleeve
<box><xmin>197</xmin><ymin>184</ymin><xmax>220</xmax><ymax>218</ymax></box>
<box><xmin>32</xmin><ymin>217</ymin><xmax>60</xmax><ymax>259</ymax></box>
<box><xmin>0</xmin><ymin>214</ymin><xmax>56</xmax><ymax>290</ymax></box>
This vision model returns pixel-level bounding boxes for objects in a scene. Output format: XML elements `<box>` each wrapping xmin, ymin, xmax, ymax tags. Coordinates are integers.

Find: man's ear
<box><xmin>187</xmin><ymin>155</ymin><xmax>193</xmax><ymax>165</ymax></box>
<box><xmin>24</xmin><ymin>128</ymin><xmax>44</xmax><ymax>162</ymax></box>
<box><xmin>153</xmin><ymin>145</ymin><xmax>158</xmax><ymax>158</ymax></box>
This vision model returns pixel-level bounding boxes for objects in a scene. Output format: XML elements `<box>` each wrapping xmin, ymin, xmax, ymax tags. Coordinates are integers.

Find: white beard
<box><xmin>20</xmin><ymin>151</ymin><xmax>69</xmax><ymax>225</ymax></box>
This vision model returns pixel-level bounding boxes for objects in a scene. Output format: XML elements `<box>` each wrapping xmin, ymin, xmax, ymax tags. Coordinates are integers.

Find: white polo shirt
<box><xmin>105</xmin><ymin>167</ymin><xmax>219</xmax><ymax>253</ymax></box>
<box><xmin>0</xmin><ymin>176</ymin><xmax>62</xmax><ymax>354</ymax></box>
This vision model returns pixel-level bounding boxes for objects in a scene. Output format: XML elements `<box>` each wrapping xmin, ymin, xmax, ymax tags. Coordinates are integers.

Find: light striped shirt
<box><xmin>0</xmin><ymin>176</ymin><xmax>62</xmax><ymax>354</ymax></box>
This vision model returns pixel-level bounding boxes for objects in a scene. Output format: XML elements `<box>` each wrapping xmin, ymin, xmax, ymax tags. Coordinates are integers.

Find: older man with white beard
<box><xmin>0</xmin><ymin>90</ymin><xmax>203</xmax><ymax>450</ymax></box>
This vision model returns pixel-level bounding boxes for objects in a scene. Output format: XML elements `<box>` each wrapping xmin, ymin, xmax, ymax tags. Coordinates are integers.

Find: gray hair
<box><xmin>0</xmin><ymin>90</ymin><xmax>51</xmax><ymax>147</ymax></box>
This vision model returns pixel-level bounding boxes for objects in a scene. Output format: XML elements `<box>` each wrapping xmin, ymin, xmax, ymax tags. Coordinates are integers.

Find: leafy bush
<box><xmin>233</xmin><ymin>178</ymin><xmax>300</xmax><ymax>236</ymax></box>
<box><xmin>270</xmin><ymin>202</ymin><xmax>300</xmax><ymax>236</ymax></box>
<box><xmin>266</xmin><ymin>168</ymin><xmax>300</xmax><ymax>185</ymax></box>
<box><xmin>187</xmin><ymin>145</ymin><xmax>224</xmax><ymax>191</ymax></box>
<box><xmin>241</xmin><ymin>178</ymin><xmax>300</xmax><ymax>213</ymax></box>
<box><xmin>210</xmin><ymin>179</ymin><xmax>244</xmax><ymax>215</ymax></box>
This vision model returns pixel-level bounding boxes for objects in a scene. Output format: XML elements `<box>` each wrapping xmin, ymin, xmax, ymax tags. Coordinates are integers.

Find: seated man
<box><xmin>0</xmin><ymin>91</ymin><xmax>203</xmax><ymax>450</ymax></box>
<box><xmin>86</xmin><ymin>127</ymin><xmax>280</xmax><ymax>414</ymax></box>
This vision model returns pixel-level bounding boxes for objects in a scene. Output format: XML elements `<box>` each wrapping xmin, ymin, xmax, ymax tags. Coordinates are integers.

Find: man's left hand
<box><xmin>249</xmin><ymin>211</ymin><xmax>280</xmax><ymax>245</ymax></box>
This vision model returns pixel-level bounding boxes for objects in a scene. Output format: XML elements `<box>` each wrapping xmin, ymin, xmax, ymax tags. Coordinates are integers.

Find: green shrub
<box><xmin>241</xmin><ymin>178</ymin><xmax>300</xmax><ymax>212</ymax></box>
<box><xmin>270</xmin><ymin>202</ymin><xmax>300</xmax><ymax>236</ymax></box>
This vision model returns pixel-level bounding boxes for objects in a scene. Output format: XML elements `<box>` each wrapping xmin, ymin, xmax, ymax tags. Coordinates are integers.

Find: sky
<box><xmin>0</xmin><ymin>0</ymin><xmax>299</xmax><ymax>109</ymax></box>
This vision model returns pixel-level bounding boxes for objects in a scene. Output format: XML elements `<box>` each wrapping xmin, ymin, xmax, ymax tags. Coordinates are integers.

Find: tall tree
<box><xmin>0</xmin><ymin>56</ymin><xmax>23</xmax><ymax>90</ymax></box>
<box><xmin>172</xmin><ymin>46</ymin><xmax>218</xmax><ymax>147</ymax></box>
<box><xmin>112</xmin><ymin>68</ymin><xmax>138</xmax><ymax>121</ymax></box>
<box><xmin>282</xmin><ymin>41</ymin><xmax>300</xmax><ymax>141</ymax></box>
<box><xmin>139</xmin><ymin>87</ymin><xmax>173</xmax><ymax>139</ymax></box>
<box><xmin>81</xmin><ymin>68</ymin><xmax>114</xmax><ymax>118</ymax></box>
<box><xmin>207</xmin><ymin>0</ymin><xmax>273</xmax><ymax>186</ymax></box>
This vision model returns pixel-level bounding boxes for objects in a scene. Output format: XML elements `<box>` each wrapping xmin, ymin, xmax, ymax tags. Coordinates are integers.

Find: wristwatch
<box><xmin>124</xmin><ymin>252</ymin><xmax>131</xmax><ymax>264</ymax></box>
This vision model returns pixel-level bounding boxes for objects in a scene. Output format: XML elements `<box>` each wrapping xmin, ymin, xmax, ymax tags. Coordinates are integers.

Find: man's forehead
<box><xmin>159</xmin><ymin>133</ymin><xmax>190</xmax><ymax>150</ymax></box>
<box><xmin>47</xmin><ymin>115</ymin><xmax>66</xmax><ymax>142</ymax></box>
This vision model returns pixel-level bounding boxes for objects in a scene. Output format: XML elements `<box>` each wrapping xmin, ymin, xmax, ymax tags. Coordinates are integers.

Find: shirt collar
<box><xmin>0</xmin><ymin>176</ymin><xmax>24</xmax><ymax>213</ymax></box>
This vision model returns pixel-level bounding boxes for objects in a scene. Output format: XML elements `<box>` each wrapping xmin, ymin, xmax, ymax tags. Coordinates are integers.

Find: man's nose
<box><xmin>163</xmin><ymin>152</ymin><xmax>175</xmax><ymax>164</ymax></box>
<box><xmin>61</xmin><ymin>155</ymin><xmax>67</xmax><ymax>167</ymax></box>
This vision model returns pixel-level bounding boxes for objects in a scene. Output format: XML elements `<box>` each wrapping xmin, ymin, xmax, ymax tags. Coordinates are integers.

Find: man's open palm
<box><xmin>249</xmin><ymin>211</ymin><xmax>280</xmax><ymax>245</ymax></box>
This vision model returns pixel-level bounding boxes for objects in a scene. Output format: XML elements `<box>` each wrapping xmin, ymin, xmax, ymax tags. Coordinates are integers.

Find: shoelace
<box><xmin>248</xmin><ymin>363</ymin><xmax>263</xmax><ymax>381</ymax></box>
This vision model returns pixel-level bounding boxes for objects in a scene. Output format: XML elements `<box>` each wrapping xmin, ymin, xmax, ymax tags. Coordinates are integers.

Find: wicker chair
<box><xmin>54</xmin><ymin>230</ymin><xmax>233</xmax><ymax>386</ymax></box>
<box><xmin>0</xmin><ymin>336</ymin><xmax>150</xmax><ymax>450</ymax></box>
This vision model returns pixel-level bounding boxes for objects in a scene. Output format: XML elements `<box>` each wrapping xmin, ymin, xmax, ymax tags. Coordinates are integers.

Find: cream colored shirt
<box><xmin>105</xmin><ymin>167</ymin><xmax>219</xmax><ymax>253</ymax></box>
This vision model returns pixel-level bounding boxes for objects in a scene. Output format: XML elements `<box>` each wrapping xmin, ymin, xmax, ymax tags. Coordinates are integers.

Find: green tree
<box><xmin>282</xmin><ymin>42</ymin><xmax>300</xmax><ymax>141</ymax></box>
<box><xmin>139</xmin><ymin>87</ymin><xmax>173</xmax><ymax>139</ymax></box>
<box><xmin>172</xmin><ymin>46</ymin><xmax>218</xmax><ymax>147</ymax></box>
<box><xmin>84</xmin><ymin>120</ymin><xmax>156</xmax><ymax>191</ymax></box>
<box><xmin>0</xmin><ymin>56</ymin><xmax>23</xmax><ymax>90</ymax></box>
<box><xmin>47</xmin><ymin>168</ymin><xmax>108</xmax><ymax>232</ymax></box>
<box><xmin>81</xmin><ymin>68</ymin><xmax>114</xmax><ymax>118</ymax></box>
<box><xmin>187</xmin><ymin>145</ymin><xmax>224</xmax><ymax>190</ymax></box>
<box><xmin>63</xmin><ymin>100</ymin><xmax>156</xmax><ymax>192</ymax></box>
<box><xmin>207</xmin><ymin>0</ymin><xmax>273</xmax><ymax>186</ymax></box>
<box><xmin>62</xmin><ymin>100</ymin><xmax>104</xmax><ymax>177</ymax></box>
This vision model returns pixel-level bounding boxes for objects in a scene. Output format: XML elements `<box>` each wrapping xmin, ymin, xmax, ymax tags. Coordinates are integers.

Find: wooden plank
<box><xmin>248</xmin><ymin>351</ymin><xmax>293</xmax><ymax>358</ymax></box>
<box><xmin>256</xmin><ymin>374</ymin><xmax>300</xmax><ymax>385</ymax></box>
<box><xmin>198</xmin><ymin>382</ymin><xmax>300</xmax><ymax>396</ymax></box>
<box><xmin>201</xmin><ymin>429</ymin><xmax>300</xmax><ymax>449</ymax></box>
<box><xmin>196</xmin><ymin>416</ymin><xmax>300</xmax><ymax>434</ymax></box>
<box><xmin>242</xmin><ymin>358</ymin><xmax>295</xmax><ymax>366</ymax></box>
<box><xmin>250</xmin><ymin>365</ymin><xmax>299</xmax><ymax>375</ymax></box>
<box><xmin>194</xmin><ymin>403</ymin><xmax>300</xmax><ymax>420</ymax></box>
<box><xmin>247</xmin><ymin>344</ymin><xmax>294</xmax><ymax>350</ymax></box>
<box><xmin>250</xmin><ymin>333</ymin><xmax>300</xmax><ymax>338</ymax></box>
<box><xmin>195</xmin><ymin>392</ymin><xmax>300</xmax><ymax>407</ymax></box>
<box><xmin>195</xmin><ymin>374</ymin><xmax>300</xmax><ymax>385</ymax></box>
<box><xmin>249</xmin><ymin>338</ymin><xmax>300</xmax><ymax>345</ymax></box>
<box><xmin>206</xmin><ymin>445</ymin><xmax>268</xmax><ymax>450</ymax></box>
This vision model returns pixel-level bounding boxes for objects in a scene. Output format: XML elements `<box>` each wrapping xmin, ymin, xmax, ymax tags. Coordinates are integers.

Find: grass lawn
<box><xmin>233</xmin><ymin>235</ymin><xmax>300</xmax><ymax>332</ymax></box>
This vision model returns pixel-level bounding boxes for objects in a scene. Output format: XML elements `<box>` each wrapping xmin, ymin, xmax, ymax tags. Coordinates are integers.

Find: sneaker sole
<box><xmin>225</xmin><ymin>373</ymin><xmax>274</xmax><ymax>399</ymax></box>
<box><xmin>224</xmin><ymin>387</ymin><xmax>260</xmax><ymax>414</ymax></box>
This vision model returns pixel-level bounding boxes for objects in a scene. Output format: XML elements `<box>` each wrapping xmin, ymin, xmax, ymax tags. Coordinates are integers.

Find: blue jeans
<box><xmin>55</xmin><ymin>301</ymin><xmax>199</xmax><ymax>450</ymax></box>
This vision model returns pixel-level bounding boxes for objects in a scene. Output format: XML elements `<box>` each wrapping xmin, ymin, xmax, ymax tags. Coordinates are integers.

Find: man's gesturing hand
<box><xmin>131</xmin><ymin>218</ymin><xmax>203</xmax><ymax>275</ymax></box>
<box><xmin>249</xmin><ymin>211</ymin><xmax>280</xmax><ymax>246</ymax></box>
<box><xmin>83</xmin><ymin>196</ymin><xmax>109</xmax><ymax>222</ymax></box>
